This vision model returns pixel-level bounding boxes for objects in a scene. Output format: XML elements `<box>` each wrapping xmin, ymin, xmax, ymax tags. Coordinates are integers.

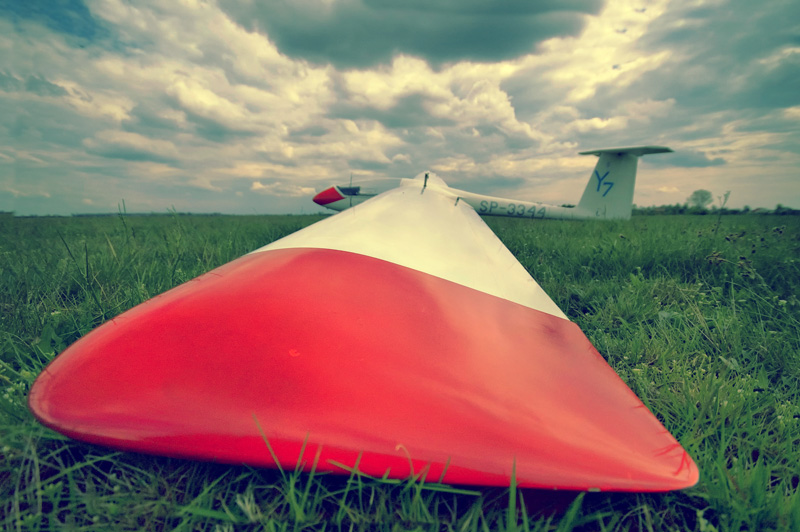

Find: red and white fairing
<box><xmin>29</xmin><ymin>173</ymin><xmax>698</xmax><ymax>492</ymax></box>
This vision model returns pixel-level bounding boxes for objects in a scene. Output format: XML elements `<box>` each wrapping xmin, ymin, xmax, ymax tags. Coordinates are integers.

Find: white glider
<box><xmin>29</xmin><ymin>144</ymin><xmax>699</xmax><ymax>492</ymax></box>
<box><xmin>314</xmin><ymin>146</ymin><xmax>672</xmax><ymax>220</ymax></box>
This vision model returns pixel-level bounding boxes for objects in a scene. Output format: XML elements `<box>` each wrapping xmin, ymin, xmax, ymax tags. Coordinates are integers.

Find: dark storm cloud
<box><xmin>3</xmin><ymin>97</ymin><xmax>91</xmax><ymax>149</ymax></box>
<box><xmin>644</xmin><ymin>0</ymin><xmax>798</xmax><ymax>63</ymax></box>
<box><xmin>500</xmin><ymin>65</ymin><xmax>566</xmax><ymax>123</ymax></box>
<box><xmin>289</xmin><ymin>125</ymin><xmax>330</xmax><ymax>138</ymax></box>
<box><xmin>84</xmin><ymin>142</ymin><xmax>177</xmax><ymax>165</ymax></box>
<box><xmin>632</xmin><ymin>0</ymin><xmax>800</xmax><ymax>110</ymax></box>
<box><xmin>154</xmin><ymin>99</ymin><xmax>260</xmax><ymax>144</ymax></box>
<box><xmin>83</xmin><ymin>129</ymin><xmax>181</xmax><ymax>165</ymax></box>
<box><xmin>739</xmin><ymin>54</ymin><xmax>800</xmax><ymax>109</ymax></box>
<box><xmin>0</xmin><ymin>0</ymin><xmax>104</xmax><ymax>40</ymax></box>
<box><xmin>449</xmin><ymin>174</ymin><xmax>528</xmax><ymax>196</ymax></box>
<box><xmin>733</xmin><ymin>110</ymin><xmax>800</xmax><ymax>138</ymax></box>
<box><xmin>648</xmin><ymin>150</ymin><xmax>725</xmax><ymax>168</ymax></box>
<box><xmin>492</xmin><ymin>127</ymin><xmax>538</xmax><ymax>152</ymax></box>
<box><xmin>0</xmin><ymin>71</ymin><xmax>23</xmax><ymax>92</ymax></box>
<box><xmin>0</xmin><ymin>72</ymin><xmax>68</xmax><ymax>97</ymax></box>
<box><xmin>124</xmin><ymin>104</ymin><xmax>182</xmax><ymax>134</ymax></box>
<box><xmin>331</xmin><ymin>94</ymin><xmax>456</xmax><ymax>128</ymax></box>
<box><xmin>218</xmin><ymin>0</ymin><xmax>602</xmax><ymax>67</ymax></box>
<box><xmin>180</xmin><ymin>113</ymin><xmax>257</xmax><ymax>143</ymax></box>
<box><xmin>24</xmin><ymin>75</ymin><xmax>69</xmax><ymax>97</ymax></box>
<box><xmin>347</xmin><ymin>158</ymin><xmax>393</xmax><ymax>171</ymax></box>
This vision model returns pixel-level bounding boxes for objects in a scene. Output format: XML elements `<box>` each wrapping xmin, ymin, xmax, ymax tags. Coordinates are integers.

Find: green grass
<box><xmin>1</xmin><ymin>212</ymin><xmax>799</xmax><ymax>531</ymax></box>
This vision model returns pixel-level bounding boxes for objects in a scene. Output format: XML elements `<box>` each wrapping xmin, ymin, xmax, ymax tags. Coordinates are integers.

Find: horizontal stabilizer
<box><xmin>579</xmin><ymin>146</ymin><xmax>673</xmax><ymax>157</ymax></box>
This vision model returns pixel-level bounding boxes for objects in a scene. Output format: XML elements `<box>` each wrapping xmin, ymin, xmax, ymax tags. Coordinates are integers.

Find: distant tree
<box><xmin>773</xmin><ymin>204</ymin><xmax>799</xmax><ymax>215</ymax></box>
<box><xmin>687</xmin><ymin>189</ymin><xmax>713</xmax><ymax>209</ymax></box>
<box><xmin>665</xmin><ymin>202</ymin><xmax>687</xmax><ymax>215</ymax></box>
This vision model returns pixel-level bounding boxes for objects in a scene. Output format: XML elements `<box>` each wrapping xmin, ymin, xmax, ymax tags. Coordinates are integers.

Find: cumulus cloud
<box><xmin>0</xmin><ymin>72</ymin><xmax>68</xmax><ymax>97</ymax></box>
<box><xmin>658</xmin><ymin>150</ymin><xmax>726</xmax><ymax>168</ymax></box>
<box><xmin>628</xmin><ymin>0</ymin><xmax>800</xmax><ymax>112</ymax></box>
<box><xmin>3</xmin><ymin>187</ymin><xmax>51</xmax><ymax>198</ymax></box>
<box><xmin>83</xmin><ymin>130</ymin><xmax>180</xmax><ymax>163</ymax></box>
<box><xmin>218</xmin><ymin>0</ymin><xmax>602</xmax><ymax>67</ymax></box>
<box><xmin>1</xmin><ymin>0</ymin><xmax>798</xmax><ymax>215</ymax></box>
<box><xmin>251</xmin><ymin>180</ymin><xmax>316</xmax><ymax>197</ymax></box>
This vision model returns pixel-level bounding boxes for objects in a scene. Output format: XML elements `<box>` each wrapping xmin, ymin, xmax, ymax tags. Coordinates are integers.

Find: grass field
<box><xmin>1</xmin><ymin>212</ymin><xmax>799</xmax><ymax>531</ymax></box>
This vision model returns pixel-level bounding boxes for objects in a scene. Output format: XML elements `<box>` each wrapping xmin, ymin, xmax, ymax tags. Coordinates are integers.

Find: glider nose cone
<box><xmin>313</xmin><ymin>187</ymin><xmax>344</xmax><ymax>206</ymax></box>
<box><xmin>28</xmin><ymin>248</ymin><xmax>698</xmax><ymax>491</ymax></box>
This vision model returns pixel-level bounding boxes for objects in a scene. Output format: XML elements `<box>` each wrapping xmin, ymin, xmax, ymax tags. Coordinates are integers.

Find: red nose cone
<box><xmin>313</xmin><ymin>187</ymin><xmax>345</xmax><ymax>206</ymax></box>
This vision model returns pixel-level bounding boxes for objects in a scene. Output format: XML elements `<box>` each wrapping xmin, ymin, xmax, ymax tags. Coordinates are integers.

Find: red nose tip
<box><xmin>313</xmin><ymin>187</ymin><xmax>345</xmax><ymax>206</ymax></box>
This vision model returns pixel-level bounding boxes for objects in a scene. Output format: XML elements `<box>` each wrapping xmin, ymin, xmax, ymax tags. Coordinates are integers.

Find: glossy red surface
<box><xmin>312</xmin><ymin>187</ymin><xmax>345</xmax><ymax>206</ymax></box>
<box><xmin>29</xmin><ymin>248</ymin><xmax>698</xmax><ymax>491</ymax></box>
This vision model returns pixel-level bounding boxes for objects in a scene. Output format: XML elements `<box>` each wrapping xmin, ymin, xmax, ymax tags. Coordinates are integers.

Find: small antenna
<box><xmin>421</xmin><ymin>172</ymin><xmax>429</xmax><ymax>194</ymax></box>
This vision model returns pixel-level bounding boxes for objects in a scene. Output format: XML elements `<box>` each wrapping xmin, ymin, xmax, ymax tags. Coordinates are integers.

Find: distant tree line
<box><xmin>70</xmin><ymin>212</ymin><xmax>225</xmax><ymax>217</ymax></box>
<box><xmin>633</xmin><ymin>189</ymin><xmax>798</xmax><ymax>216</ymax></box>
<box><xmin>632</xmin><ymin>204</ymin><xmax>799</xmax><ymax>216</ymax></box>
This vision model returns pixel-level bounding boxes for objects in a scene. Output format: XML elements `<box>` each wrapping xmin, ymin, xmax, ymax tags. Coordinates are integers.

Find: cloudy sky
<box><xmin>2</xmin><ymin>0</ymin><xmax>798</xmax><ymax>215</ymax></box>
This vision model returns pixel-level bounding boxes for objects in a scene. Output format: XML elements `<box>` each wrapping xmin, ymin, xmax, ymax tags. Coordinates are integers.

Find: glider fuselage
<box><xmin>313</xmin><ymin>146</ymin><xmax>673</xmax><ymax>221</ymax></box>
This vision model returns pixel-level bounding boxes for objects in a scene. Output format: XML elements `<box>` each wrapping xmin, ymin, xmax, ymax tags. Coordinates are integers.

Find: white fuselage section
<box><xmin>314</xmin><ymin>173</ymin><xmax>596</xmax><ymax>221</ymax></box>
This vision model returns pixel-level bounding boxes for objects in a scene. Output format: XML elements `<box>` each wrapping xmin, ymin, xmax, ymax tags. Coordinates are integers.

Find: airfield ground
<box><xmin>1</xmin><ymin>213</ymin><xmax>798</xmax><ymax>530</ymax></box>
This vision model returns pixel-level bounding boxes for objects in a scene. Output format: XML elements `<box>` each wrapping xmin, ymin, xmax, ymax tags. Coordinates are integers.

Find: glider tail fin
<box><xmin>577</xmin><ymin>146</ymin><xmax>673</xmax><ymax>220</ymax></box>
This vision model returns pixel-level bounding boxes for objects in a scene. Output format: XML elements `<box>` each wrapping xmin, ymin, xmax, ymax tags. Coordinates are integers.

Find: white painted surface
<box><xmin>255</xmin><ymin>173</ymin><xmax>568</xmax><ymax>319</ymax></box>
